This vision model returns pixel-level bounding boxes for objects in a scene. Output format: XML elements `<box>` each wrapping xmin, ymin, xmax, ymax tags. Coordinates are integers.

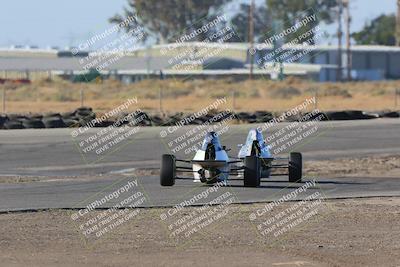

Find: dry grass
<box><xmin>1</xmin><ymin>77</ymin><xmax>399</xmax><ymax>114</ymax></box>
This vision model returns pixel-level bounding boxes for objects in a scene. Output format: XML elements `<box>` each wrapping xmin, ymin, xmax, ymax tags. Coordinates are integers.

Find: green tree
<box><xmin>352</xmin><ymin>14</ymin><xmax>396</xmax><ymax>46</ymax></box>
<box><xmin>110</xmin><ymin>0</ymin><xmax>229</xmax><ymax>44</ymax></box>
<box><xmin>265</xmin><ymin>0</ymin><xmax>338</xmax><ymax>45</ymax></box>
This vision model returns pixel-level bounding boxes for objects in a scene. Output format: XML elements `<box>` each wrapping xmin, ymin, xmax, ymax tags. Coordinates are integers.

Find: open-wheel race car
<box><xmin>160</xmin><ymin>130</ymin><xmax>302</xmax><ymax>187</ymax></box>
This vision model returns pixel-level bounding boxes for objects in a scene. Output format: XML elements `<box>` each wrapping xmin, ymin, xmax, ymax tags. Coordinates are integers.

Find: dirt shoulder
<box><xmin>1</xmin><ymin>197</ymin><xmax>399</xmax><ymax>267</ymax></box>
<box><xmin>304</xmin><ymin>154</ymin><xmax>400</xmax><ymax>178</ymax></box>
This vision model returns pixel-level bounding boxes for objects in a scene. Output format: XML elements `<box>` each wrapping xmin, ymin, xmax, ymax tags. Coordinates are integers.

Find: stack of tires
<box><xmin>59</xmin><ymin>107</ymin><xmax>96</xmax><ymax>128</ymax></box>
<box><xmin>60</xmin><ymin>111</ymin><xmax>80</xmax><ymax>127</ymax></box>
<box><xmin>135</xmin><ymin>110</ymin><xmax>152</xmax><ymax>126</ymax></box>
<box><xmin>236</xmin><ymin>112</ymin><xmax>257</xmax><ymax>123</ymax></box>
<box><xmin>0</xmin><ymin>107</ymin><xmax>97</xmax><ymax>130</ymax></box>
<box><xmin>0</xmin><ymin>115</ymin><xmax>7</xmax><ymax>129</ymax></box>
<box><xmin>22</xmin><ymin>114</ymin><xmax>46</xmax><ymax>129</ymax></box>
<box><xmin>75</xmin><ymin>107</ymin><xmax>96</xmax><ymax>127</ymax></box>
<box><xmin>41</xmin><ymin>113</ymin><xmax>66</xmax><ymax>128</ymax></box>
<box><xmin>325</xmin><ymin>110</ymin><xmax>376</xmax><ymax>120</ymax></box>
<box><xmin>254</xmin><ymin>111</ymin><xmax>273</xmax><ymax>123</ymax></box>
<box><xmin>377</xmin><ymin>110</ymin><xmax>400</xmax><ymax>118</ymax></box>
<box><xmin>150</xmin><ymin>114</ymin><xmax>165</xmax><ymax>126</ymax></box>
<box><xmin>3</xmin><ymin>114</ymin><xmax>26</xmax><ymax>129</ymax></box>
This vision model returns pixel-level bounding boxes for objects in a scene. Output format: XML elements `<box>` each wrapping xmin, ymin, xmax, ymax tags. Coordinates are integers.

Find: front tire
<box><xmin>160</xmin><ymin>154</ymin><xmax>175</xmax><ymax>186</ymax></box>
<box><xmin>244</xmin><ymin>156</ymin><xmax>260</xmax><ymax>187</ymax></box>
<box><xmin>289</xmin><ymin>152</ymin><xmax>302</xmax><ymax>183</ymax></box>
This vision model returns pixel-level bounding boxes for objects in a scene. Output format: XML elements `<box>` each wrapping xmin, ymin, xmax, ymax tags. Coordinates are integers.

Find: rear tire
<box><xmin>289</xmin><ymin>152</ymin><xmax>302</xmax><ymax>183</ymax></box>
<box><xmin>244</xmin><ymin>156</ymin><xmax>260</xmax><ymax>187</ymax></box>
<box><xmin>160</xmin><ymin>154</ymin><xmax>175</xmax><ymax>186</ymax></box>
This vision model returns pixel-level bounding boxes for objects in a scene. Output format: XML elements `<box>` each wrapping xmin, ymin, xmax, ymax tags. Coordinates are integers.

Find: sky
<box><xmin>0</xmin><ymin>0</ymin><xmax>397</xmax><ymax>49</ymax></box>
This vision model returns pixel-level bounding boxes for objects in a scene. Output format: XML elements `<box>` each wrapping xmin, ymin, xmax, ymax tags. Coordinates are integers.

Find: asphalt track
<box><xmin>0</xmin><ymin>119</ymin><xmax>399</xmax><ymax>212</ymax></box>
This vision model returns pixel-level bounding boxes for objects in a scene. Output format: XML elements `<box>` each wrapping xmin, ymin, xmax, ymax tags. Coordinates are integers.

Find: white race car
<box><xmin>160</xmin><ymin>130</ymin><xmax>302</xmax><ymax>187</ymax></box>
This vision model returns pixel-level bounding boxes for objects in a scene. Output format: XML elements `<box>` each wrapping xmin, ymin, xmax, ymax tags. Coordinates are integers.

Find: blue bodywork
<box><xmin>200</xmin><ymin>131</ymin><xmax>223</xmax><ymax>151</ymax></box>
<box><xmin>238</xmin><ymin>128</ymin><xmax>271</xmax><ymax>158</ymax></box>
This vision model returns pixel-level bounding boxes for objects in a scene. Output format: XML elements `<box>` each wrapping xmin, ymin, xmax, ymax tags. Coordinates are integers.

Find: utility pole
<box><xmin>314</xmin><ymin>87</ymin><xmax>318</xmax><ymax>110</ymax></box>
<box><xmin>80</xmin><ymin>87</ymin><xmax>84</xmax><ymax>107</ymax></box>
<box><xmin>2</xmin><ymin>87</ymin><xmax>5</xmax><ymax>113</ymax></box>
<box><xmin>159</xmin><ymin>87</ymin><xmax>163</xmax><ymax>114</ymax></box>
<box><xmin>337</xmin><ymin>0</ymin><xmax>343</xmax><ymax>82</ymax></box>
<box><xmin>232</xmin><ymin>89</ymin><xmax>236</xmax><ymax>110</ymax></box>
<box><xmin>343</xmin><ymin>0</ymin><xmax>351</xmax><ymax>81</ymax></box>
<box><xmin>397</xmin><ymin>0</ymin><xmax>400</xmax><ymax>46</ymax></box>
<box><xmin>248</xmin><ymin>0</ymin><xmax>255</xmax><ymax>80</ymax></box>
<box><xmin>145</xmin><ymin>45</ymin><xmax>151</xmax><ymax>78</ymax></box>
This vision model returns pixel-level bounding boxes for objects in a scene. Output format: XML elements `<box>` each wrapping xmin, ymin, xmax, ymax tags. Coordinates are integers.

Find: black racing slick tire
<box><xmin>289</xmin><ymin>152</ymin><xmax>302</xmax><ymax>183</ymax></box>
<box><xmin>160</xmin><ymin>154</ymin><xmax>176</xmax><ymax>186</ymax></box>
<box><xmin>244</xmin><ymin>156</ymin><xmax>260</xmax><ymax>187</ymax></box>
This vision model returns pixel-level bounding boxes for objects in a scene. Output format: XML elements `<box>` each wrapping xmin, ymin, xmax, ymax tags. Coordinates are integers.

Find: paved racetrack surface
<box><xmin>0</xmin><ymin>119</ymin><xmax>399</xmax><ymax>212</ymax></box>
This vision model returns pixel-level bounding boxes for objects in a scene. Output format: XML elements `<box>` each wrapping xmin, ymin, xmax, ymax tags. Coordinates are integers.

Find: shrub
<box><xmin>269</xmin><ymin>87</ymin><xmax>301</xmax><ymax>99</ymax></box>
<box><xmin>323</xmin><ymin>86</ymin><xmax>352</xmax><ymax>98</ymax></box>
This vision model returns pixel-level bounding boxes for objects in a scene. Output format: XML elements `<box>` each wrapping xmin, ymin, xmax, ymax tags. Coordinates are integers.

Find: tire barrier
<box><xmin>42</xmin><ymin>117</ymin><xmax>67</xmax><ymax>128</ymax></box>
<box><xmin>323</xmin><ymin>110</ymin><xmax>376</xmax><ymax>121</ymax></box>
<box><xmin>0</xmin><ymin>108</ymin><xmax>398</xmax><ymax>130</ymax></box>
<box><xmin>0</xmin><ymin>115</ymin><xmax>7</xmax><ymax>129</ymax></box>
<box><xmin>4</xmin><ymin>120</ymin><xmax>25</xmax><ymax>129</ymax></box>
<box><xmin>22</xmin><ymin>119</ymin><xmax>46</xmax><ymax>129</ymax></box>
<box><xmin>377</xmin><ymin>111</ymin><xmax>400</xmax><ymax>118</ymax></box>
